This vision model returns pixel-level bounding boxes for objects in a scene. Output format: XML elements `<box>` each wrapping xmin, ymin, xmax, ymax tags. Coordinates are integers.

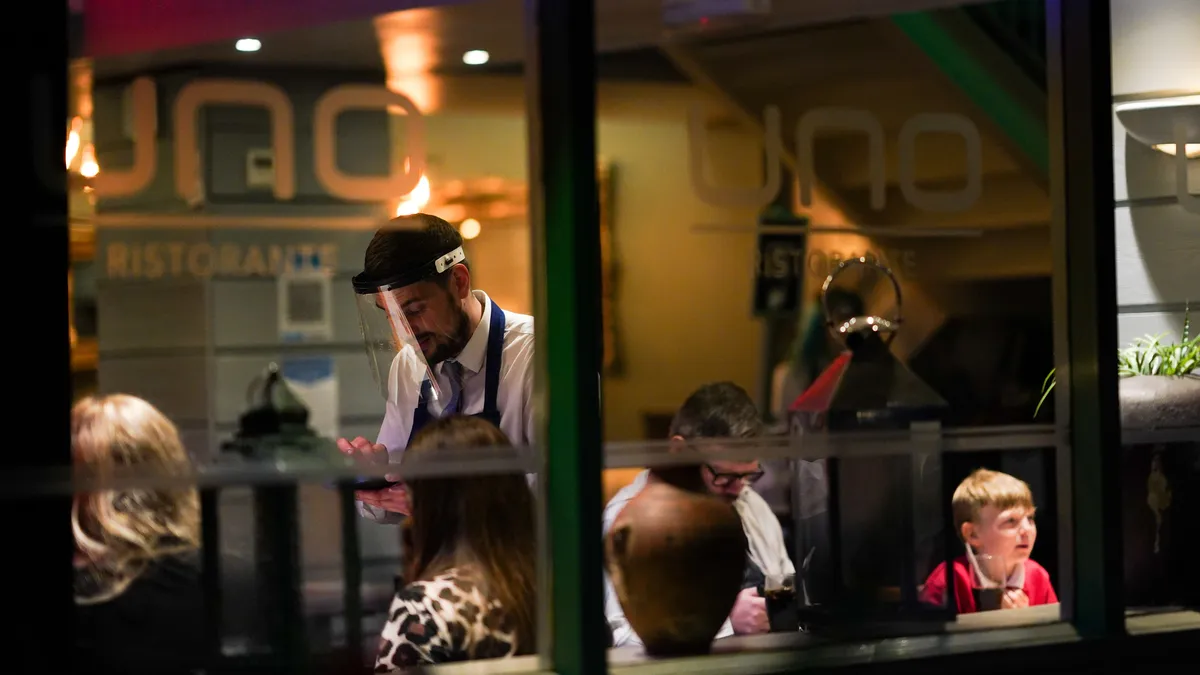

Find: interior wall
<box><xmin>598</xmin><ymin>115</ymin><xmax>764</xmax><ymax>440</ymax></box>
<box><xmin>1110</xmin><ymin>0</ymin><xmax>1200</xmax><ymax>345</ymax></box>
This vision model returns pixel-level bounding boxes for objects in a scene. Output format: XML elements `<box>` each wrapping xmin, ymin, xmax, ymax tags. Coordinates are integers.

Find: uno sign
<box><xmin>90</xmin><ymin>77</ymin><xmax>426</xmax><ymax>203</ymax></box>
<box><xmin>688</xmin><ymin>105</ymin><xmax>983</xmax><ymax>213</ymax></box>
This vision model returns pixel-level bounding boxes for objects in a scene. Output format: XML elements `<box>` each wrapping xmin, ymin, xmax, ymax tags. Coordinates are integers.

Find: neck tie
<box><xmin>441</xmin><ymin>360</ymin><xmax>464</xmax><ymax>415</ymax></box>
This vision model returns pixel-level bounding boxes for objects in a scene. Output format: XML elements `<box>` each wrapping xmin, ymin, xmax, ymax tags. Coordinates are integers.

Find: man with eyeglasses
<box><xmin>602</xmin><ymin>381</ymin><xmax>795</xmax><ymax>647</ymax></box>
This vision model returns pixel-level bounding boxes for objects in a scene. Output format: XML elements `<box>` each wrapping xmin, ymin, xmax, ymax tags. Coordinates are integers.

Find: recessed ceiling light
<box><xmin>236</xmin><ymin>38</ymin><xmax>262</xmax><ymax>53</ymax></box>
<box><xmin>462</xmin><ymin>50</ymin><xmax>490</xmax><ymax>66</ymax></box>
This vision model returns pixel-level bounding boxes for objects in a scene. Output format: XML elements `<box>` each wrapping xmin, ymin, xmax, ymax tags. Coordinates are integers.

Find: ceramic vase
<box><xmin>604</xmin><ymin>476</ymin><xmax>747</xmax><ymax>656</ymax></box>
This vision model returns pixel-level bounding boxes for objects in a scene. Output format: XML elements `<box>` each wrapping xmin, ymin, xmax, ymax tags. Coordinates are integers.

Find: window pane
<box><xmin>72</xmin><ymin>0</ymin><xmax>542</xmax><ymax>670</ymax></box>
<box><xmin>595</xmin><ymin>0</ymin><xmax>1071</xmax><ymax>664</ymax></box>
<box><xmin>1109</xmin><ymin>0</ymin><xmax>1200</xmax><ymax>630</ymax></box>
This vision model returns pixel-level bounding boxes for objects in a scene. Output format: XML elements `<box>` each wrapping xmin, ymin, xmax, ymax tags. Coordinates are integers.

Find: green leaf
<box><xmin>1034</xmin><ymin>368</ymin><xmax>1056</xmax><ymax>418</ymax></box>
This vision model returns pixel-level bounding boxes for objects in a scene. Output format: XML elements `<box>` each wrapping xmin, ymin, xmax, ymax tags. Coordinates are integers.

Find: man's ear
<box><xmin>450</xmin><ymin>264</ymin><xmax>471</xmax><ymax>301</ymax></box>
<box><xmin>668</xmin><ymin>435</ymin><xmax>687</xmax><ymax>455</ymax></box>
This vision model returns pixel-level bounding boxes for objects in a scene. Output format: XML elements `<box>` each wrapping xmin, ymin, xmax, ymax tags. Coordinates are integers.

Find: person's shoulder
<box><xmin>1024</xmin><ymin>558</ymin><xmax>1052</xmax><ymax>580</ymax></box>
<box><xmin>923</xmin><ymin>559</ymin><xmax>950</xmax><ymax>585</ymax></box>
<box><xmin>927</xmin><ymin>556</ymin><xmax>972</xmax><ymax>583</ymax></box>
<box><xmin>149</xmin><ymin>548</ymin><xmax>202</xmax><ymax>581</ymax></box>
<box><xmin>380</xmin><ymin>571</ymin><xmax>480</xmax><ymax>669</ymax></box>
<box><xmin>602</xmin><ymin>473</ymin><xmax>648</xmax><ymax>529</ymax></box>
<box><xmin>739</xmin><ymin>483</ymin><xmax>776</xmax><ymax>514</ymax></box>
<box><xmin>501</xmin><ymin>310</ymin><xmax>535</xmax><ymax>369</ymax></box>
<box><xmin>392</xmin><ymin>571</ymin><xmax>471</xmax><ymax>624</ymax></box>
<box><xmin>504</xmin><ymin>309</ymin><xmax>534</xmax><ymax>337</ymax></box>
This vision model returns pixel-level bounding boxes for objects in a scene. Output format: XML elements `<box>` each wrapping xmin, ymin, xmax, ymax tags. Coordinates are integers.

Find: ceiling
<box><xmin>88</xmin><ymin>0</ymin><xmax>999</xmax><ymax>80</ymax></box>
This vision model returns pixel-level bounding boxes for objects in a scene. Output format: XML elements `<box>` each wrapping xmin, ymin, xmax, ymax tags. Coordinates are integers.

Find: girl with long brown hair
<box><xmin>375</xmin><ymin>415</ymin><xmax>537</xmax><ymax>670</ymax></box>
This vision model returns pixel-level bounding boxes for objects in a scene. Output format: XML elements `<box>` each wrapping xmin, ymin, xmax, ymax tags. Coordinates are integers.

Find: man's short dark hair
<box><xmin>362</xmin><ymin>213</ymin><xmax>465</xmax><ymax>286</ymax></box>
<box><xmin>669</xmin><ymin>381</ymin><xmax>763</xmax><ymax>439</ymax></box>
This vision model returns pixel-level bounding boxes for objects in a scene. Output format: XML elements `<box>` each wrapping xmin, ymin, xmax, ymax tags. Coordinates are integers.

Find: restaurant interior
<box><xmin>14</xmin><ymin>0</ymin><xmax>1199</xmax><ymax>673</ymax></box>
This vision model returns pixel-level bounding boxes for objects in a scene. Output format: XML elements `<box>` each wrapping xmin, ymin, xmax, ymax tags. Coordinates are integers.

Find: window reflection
<box><xmin>56</xmin><ymin>0</ymin><xmax>1200</xmax><ymax>671</ymax></box>
<box><xmin>1110</xmin><ymin>0</ymin><xmax>1200</xmax><ymax>624</ymax></box>
<box><xmin>595</xmin><ymin>0</ymin><xmax>1072</xmax><ymax>660</ymax></box>
<box><xmin>74</xmin><ymin>0</ymin><xmax>539</xmax><ymax>670</ymax></box>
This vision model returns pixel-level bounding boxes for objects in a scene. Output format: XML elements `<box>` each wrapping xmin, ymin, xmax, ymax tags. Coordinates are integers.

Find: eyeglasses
<box><xmin>703</xmin><ymin>463</ymin><xmax>764</xmax><ymax>487</ymax></box>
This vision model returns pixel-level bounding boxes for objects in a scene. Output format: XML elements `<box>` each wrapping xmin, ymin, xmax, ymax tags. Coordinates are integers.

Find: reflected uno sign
<box><xmin>687</xmin><ymin>105</ymin><xmax>983</xmax><ymax>213</ymax></box>
<box><xmin>91</xmin><ymin>77</ymin><xmax>426</xmax><ymax>204</ymax></box>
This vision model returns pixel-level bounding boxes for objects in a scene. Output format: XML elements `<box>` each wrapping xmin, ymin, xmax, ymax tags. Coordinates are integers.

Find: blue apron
<box><xmin>405</xmin><ymin>299</ymin><xmax>506</xmax><ymax>446</ymax></box>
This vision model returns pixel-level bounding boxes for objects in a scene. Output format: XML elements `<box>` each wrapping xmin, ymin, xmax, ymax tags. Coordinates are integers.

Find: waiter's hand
<box><xmin>356</xmin><ymin>484</ymin><xmax>411</xmax><ymax>516</ymax></box>
<box><xmin>337</xmin><ymin>437</ymin><xmax>411</xmax><ymax>516</ymax></box>
<box><xmin>337</xmin><ymin>436</ymin><xmax>388</xmax><ymax>466</ymax></box>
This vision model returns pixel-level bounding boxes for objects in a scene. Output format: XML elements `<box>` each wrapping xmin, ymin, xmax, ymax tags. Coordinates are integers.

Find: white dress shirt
<box><xmin>601</xmin><ymin>470</ymin><xmax>795</xmax><ymax>648</ymax></box>
<box><xmin>358</xmin><ymin>290</ymin><xmax>536</xmax><ymax>524</ymax></box>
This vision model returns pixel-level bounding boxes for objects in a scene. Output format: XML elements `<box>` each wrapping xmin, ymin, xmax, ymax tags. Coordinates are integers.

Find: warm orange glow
<box><xmin>71</xmin><ymin>60</ymin><xmax>94</xmax><ymax>119</ymax></box>
<box><xmin>79</xmin><ymin>143</ymin><xmax>99</xmax><ymax>178</ymax></box>
<box><xmin>65</xmin><ymin>117</ymin><xmax>82</xmax><ymax>169</ymax></box>
<box><xmin>395</xmin><ymin>174</ymin><xmax>431</xmax><ymax>216</ymax></box>
<box><xmin>1152</xmin><ymin>143</ymin><xmax>1200</xmax><ymax>159</ymax></box>
<box><xmin>459</xmin><ymin>218</ymin><xmax>482</xmax><ymax>240</ymax></box>
<box><xmin>434</xmin><ymin>204</ymin><xmax>467</xmax><ymax>223</ymax></box>
<box><xmin>487</xmin><ymin>202</ymin><xmax>513</xmax><ymax>219</ymax></box>
<box><xmin>374</xmin><ymin>9</ymin><xmax>441</xmax><ymax>113</ymax></box>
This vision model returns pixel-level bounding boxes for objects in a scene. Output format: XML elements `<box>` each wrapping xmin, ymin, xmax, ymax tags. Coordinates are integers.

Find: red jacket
<box><xmin>920</xmin><ymin>556</ymin><xmax>1058</xmax><ymax>614</ymax></box>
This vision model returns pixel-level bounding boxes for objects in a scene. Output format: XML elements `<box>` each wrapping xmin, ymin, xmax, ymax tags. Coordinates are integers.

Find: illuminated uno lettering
<box><xmin>688</xmin><ymin>105</ymin><xmax>983</xmax><ymax>213</ymax></box>
<box><xmin>687</xmin><ymin>105</ymin><xmax>782</xmax><ymax>209</ymax></box>
<box><xmin>93</xmin><ymin>77</ymin><xmax>157</xmax><ymax>198</ymax></box>
<box><xmin>174</xmin><ymin>79</ymin><xmax>295</xmax><ymax>204</ymax></box>
<box><xmin>92</xmin><ymin>77</ymin><xmax>426</xmax><ymax>204</ymax></box>
<box><xmin>313</xmin><ymin>84</ymin><xmax>425</xmax><ymax>200</ymax></box>
<box><xmin>104</xmin><ymin>242</ymin><xmax>339</xmax><ymax>279</ymax></box>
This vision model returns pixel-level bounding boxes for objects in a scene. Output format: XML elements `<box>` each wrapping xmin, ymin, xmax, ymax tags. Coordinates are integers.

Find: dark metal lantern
<box><xmin>786</xmin><ymin>258</ymin><xmax>953</xmax><ymax>626</ymax></box>
<box><xmin>789</xmin><ymin>258</ymin><xmax>948</xmax><ymax>433</ymax></box>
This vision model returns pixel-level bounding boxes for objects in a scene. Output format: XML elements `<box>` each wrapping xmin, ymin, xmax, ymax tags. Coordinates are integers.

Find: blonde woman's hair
<box><xmin>952</xmin><ymin>468</ymin><xmax>1035</xmax><ymax>542</ymax></box>
<box><xmin>72</xmin><ymin>394</ymin><xmax>199</xmax><ymax>604</ymax></box>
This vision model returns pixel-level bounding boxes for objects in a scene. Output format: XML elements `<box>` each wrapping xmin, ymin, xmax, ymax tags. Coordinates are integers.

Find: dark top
<box><xmin>75</xmin><ymin>550</ymin><xmax>206</xmax><ymax>675</ymax></box>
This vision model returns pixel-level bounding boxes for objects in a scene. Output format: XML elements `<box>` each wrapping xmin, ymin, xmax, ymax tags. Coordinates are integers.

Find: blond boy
<box><xmin>920</xmin><ymin>469</ymin><xmax>1058</xmax><ymax>613</ymax></box>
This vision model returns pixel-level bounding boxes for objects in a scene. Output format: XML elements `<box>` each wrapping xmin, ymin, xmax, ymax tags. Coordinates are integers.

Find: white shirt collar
<box><xmin>965</xmin><ymin>544</ymin><xmax>1025</xmax><ymax>589</ymax></box>
<box><xmin>439</xmin><ymin>290</ymin><xmax>491</xmax><ymax>376</ymax></box>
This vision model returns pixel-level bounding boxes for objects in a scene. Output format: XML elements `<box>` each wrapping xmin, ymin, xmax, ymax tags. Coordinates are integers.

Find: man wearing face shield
<box><xmin>338</xmin><ymin>214</ymin><xmax>535</xmax><ymax>523</ymax></box>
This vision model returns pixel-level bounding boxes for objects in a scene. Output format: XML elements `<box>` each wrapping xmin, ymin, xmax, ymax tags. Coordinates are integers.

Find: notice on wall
<box><xmin>278</xmin><ymin>248</ymin><xmax>334</xmax><ymax>342</ymax></box>
<box><xmin>281</xmin><ymin>357</ymin><xmax>339</xmax><ymax>441</ymax></box>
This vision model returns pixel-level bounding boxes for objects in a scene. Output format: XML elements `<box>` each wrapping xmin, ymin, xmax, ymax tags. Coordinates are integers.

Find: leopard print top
<box><xmin>374</xmin><ymin>568</ymin><xmax>520</xmax><ymax>672</ymax></box>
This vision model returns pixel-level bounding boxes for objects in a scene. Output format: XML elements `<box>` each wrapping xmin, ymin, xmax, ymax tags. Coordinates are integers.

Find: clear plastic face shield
<box><xmin>352</xmin><ymin>246</ymin><xmax>469</xmax><ymax>400</ymax></box>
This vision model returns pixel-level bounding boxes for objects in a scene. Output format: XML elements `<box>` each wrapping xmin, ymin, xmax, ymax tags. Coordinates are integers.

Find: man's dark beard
<box><xmin>421</xmin><ymin>307</ymin><xmax>471</xmax><ymax>365</ymax></box>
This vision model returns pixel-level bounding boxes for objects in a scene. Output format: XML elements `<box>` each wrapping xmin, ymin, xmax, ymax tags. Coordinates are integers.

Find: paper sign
<box><xmin>281</xmin><ymin>357</ymin><xmax>338</xmax><ymax>441</ymax></box>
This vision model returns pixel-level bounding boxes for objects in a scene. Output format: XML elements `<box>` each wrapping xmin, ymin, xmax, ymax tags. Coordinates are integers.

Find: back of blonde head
<box><xmin>72</xmin><ymin>394</ymin><xmax>199</xmax><ymax>604</ymax></box>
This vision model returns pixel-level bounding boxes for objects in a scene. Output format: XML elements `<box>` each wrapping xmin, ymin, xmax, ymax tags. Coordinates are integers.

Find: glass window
<box><xmin>595</xmin><ymin>0</ymin><xmax>1074</xmax><ymax>665</ymax></box>
<box><xmin>1109</xmin><ymin>0</ymin><xmax>1200</xmax><ymax>629</ymax></box>
<box><xmin>47</xmin><ymin>0</ymin><xmax>1197</xmax><ymax>672</ymax></box>
<box><xmin>70</xmin><ymin>1</ymin><xmax>544</xmax><ymax>671</ymax></box>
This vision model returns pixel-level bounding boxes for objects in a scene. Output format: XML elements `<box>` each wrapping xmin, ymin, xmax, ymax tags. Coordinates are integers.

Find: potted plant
<box><xmin>1035</xmin><ymin>305</ymin><xmax>1199</xmax><ymax>429</ymax></box>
